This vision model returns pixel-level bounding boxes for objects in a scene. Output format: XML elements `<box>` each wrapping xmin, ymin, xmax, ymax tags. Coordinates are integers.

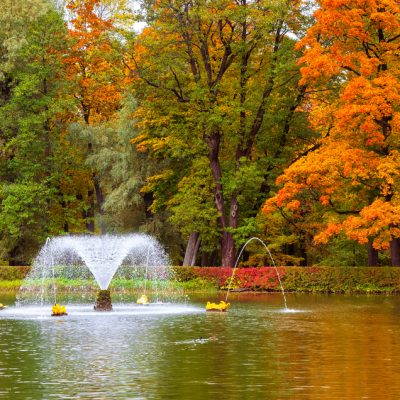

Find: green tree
<box><xmin>79</xmin><ymin>95</ymin><xmax>183</xmax><ymax>262</ymax></box>
<box><xmin>130</xmin><ymin>0</ymin><xmax>312</xmax><ymax>266</ymax></box>
<box><xmin>0</xmin><ymin>0</ymin><xmax>49</xmax><ymax>77</ymax></box>
<box><xmin>0</xmin><ymin>6</ymin><xmax>72</xmax><ymax>264</ymax></box>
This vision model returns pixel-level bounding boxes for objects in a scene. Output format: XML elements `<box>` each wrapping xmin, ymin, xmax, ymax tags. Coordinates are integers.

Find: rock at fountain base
<box><xmin>94</xmin><ymin>290</ymin><xmax>113</xmax><ymax>311</ymax></box>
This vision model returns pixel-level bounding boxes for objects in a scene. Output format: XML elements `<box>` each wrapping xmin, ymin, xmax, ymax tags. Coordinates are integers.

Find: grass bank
<box><xmin>2</xmin><ymin>265</ymin><xmax>400</xmax><ymax>294</ymax></box>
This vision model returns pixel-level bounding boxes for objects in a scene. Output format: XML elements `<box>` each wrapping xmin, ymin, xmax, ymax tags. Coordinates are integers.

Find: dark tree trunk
<box><xmin>207</xmin><ymin>132</ymin><xmax>236</xmax><ymax>266</ymax></box>
<box><xmin>299</xmin><ymin>243</ymin><xmax>308</xmax><ymax>266</ymax></box>
<box><xmin>390</xmin><ymin>237</ymin><xmax>400</xmax><ymax>266</ymax></box>
<box><xmin>0</xmin><ymin>75</ymin><xmax>12</xmax><ymax>103</ymax></box>
<box><xmin>183</xmin><ymin>232</ymin><xmax>200</xmax><ymax>266</ymax></box>
<box><xmin>221</xmin><ymin>231</ymin><xmax>236</xmax><ymax>267</ymax></box>
<box><xmin>86</xmin><ymin>186</ymin><xmax>95</xmax><ymax>232</ymax></box>
<box><xmin>367</xmin><ymin>239</ymin><xmax>379</xmax><ymax>266</ymax></box>
<box><xmin>94</xmin><ymin>176</ymin><xmax>106</xmax><ymax>234</ymax></box>
<box><xmin>201</xmin><ymin>252</ymin><xmax>210</xmax><ymax>266</ymax></box>
<box><xmin>76</xmin><ymin>192</ymin><xmax>93</xmax><ymax>232</ymax></box>
<box><xmin>61</xmin><ymin>199</ymin><xmax>69</xmax><ymax>232</ymax></box>
<box><xmin>201</xmin><ymin>250</ymin><xmax>218</xmax><ymax>266</ymax></box>
<box><xmin>8</xmin><ymin>246</ymin><xmax>28</xmax><ymax>266</ymax></box>
<box><xmin>143</xmin><ymin>192</ymin><xmax>154</xmax><ymax>220</ymax></box>
<box><xmin>222</xmin><ymin>196</ymin><xmax>239</xmax><ymax>267</ymax></box>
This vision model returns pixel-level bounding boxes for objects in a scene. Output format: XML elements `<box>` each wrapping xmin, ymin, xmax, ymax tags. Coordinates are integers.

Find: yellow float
<box><xmin>205</xmin><ymin>300</ymin><xmax>230</xmax><ymax>312</ymax></box>
<box><xmin>136</xmin><ymin>294</ymin><xmax>149</xmax><ymax>305</ymax></box>
<box><xmin>51</xmin><ymin>304</ymin><xmax>68</xmax><ymax>316</ymax></box>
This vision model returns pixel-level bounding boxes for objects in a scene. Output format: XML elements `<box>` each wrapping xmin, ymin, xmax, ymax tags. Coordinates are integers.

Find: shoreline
<box><xmin>3</xmin><ymin>265</ymin><xmax>400</xmax><ymax>295</ymax></box>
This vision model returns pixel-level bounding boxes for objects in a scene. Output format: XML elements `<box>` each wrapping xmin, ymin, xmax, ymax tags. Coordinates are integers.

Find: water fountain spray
<box><xmin>137</xmin><ymin>246</ymin><xmax>151</xmax><ymax>305</ymax></box>
<box><xmin>225</xmin><ymin>237</ymin><xmax>288</xmax><ymax>310</ymax></box>
<box><xmin>18</xmin><ymin>234</ymin><xmax>169</xmax><ymax>311</ymax></box>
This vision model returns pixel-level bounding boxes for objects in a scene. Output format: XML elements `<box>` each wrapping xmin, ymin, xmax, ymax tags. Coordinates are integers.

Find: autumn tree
<box><xmin>64</xmin><ymin>0</ymin><xmax>130</xmax><ymax>233</ymax></box>
<box><xmin>130</xmin><ymin>0</ymin><xmax>311</xmax><ymax>266</ymax></box>
<box><xmin>264</xmin><ymin>0</ymin><xmax>400</xmax><ymax>266</ymax></box>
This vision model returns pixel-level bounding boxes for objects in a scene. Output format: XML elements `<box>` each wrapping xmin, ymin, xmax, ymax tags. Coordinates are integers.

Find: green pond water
<box><xmin>1</xmin><ymin>292</ymin><xmax>400</xmax><ymax>399</ymax></box>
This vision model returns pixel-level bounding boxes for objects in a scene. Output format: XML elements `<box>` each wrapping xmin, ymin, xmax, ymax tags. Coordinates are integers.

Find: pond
<box><xmin>1</xmin><ymin>292</ymin><xmax>400</xmax><ymax>399</ymax></box>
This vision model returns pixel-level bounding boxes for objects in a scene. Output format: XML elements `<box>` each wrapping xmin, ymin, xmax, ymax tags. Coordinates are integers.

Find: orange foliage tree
<box><xmin>65</xmin><ymin>0</ymin><xmax>122</xmax><ymax>123</ymax></box>
<box><xmin>263</xmin><ymin>0</ymin><xmax>400</xmax><ymax>265</ymax></box>
<box><xmin>63</xmin><ymin>0</ymin><xmax>125</xmax><ymax>232</ymax></box>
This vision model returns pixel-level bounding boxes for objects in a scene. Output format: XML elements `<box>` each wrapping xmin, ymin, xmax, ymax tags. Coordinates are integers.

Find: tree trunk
<box><xmin>142</xmin><ymin>192</ymin><xmax>154</xmax><ymax>220</ymax></box>
<box><xmin>390</xmin><ymin>237</ymin><xmax>400</xmax><ymax>266</ymax></box>
<box><xmin>201</xmin><ymin>251</ymin><xmax>210</xmax><ymax>266</ymax></box>
<box><xmin>221</xmin><ymin>231</ymin><xmax>236</xmax><ymax>267</ymax></box>
<box><xmin>9</xmin><ymin>246</ymin><xmax>26</xmax><ymax>266</ymax></box>
<box><xmin>207</xmin><ymin>132</ymin><xmax>236</xmax><ymax>267</ymax></box>
<box><xmin>94</xmin><ymin>176</ymin><xmax>106</xmax><ymax>234</ymax></box>
<box><xmin>183</xmin><ymin>232</ymin><xmax>200</xmax><ymax>266</ymax></box>
<box><xmin>86</xmin><ymin>187</ymin><xmax>95</xmax><ymax>233</ymax></box>
<box><xmin>299</xmin><ymin>241</ymin><xmax>308</xmax><ymax>266</ymax></box>
<box><xmin>60</xmin><ymin>198</ymin><xmax>69</xmax><ymax>232</ymax></box>
<box><xmin>201</xmin><ymin>250</ymin><xmax>218</xmax><ymax>266</ymax></box>
<box><xmin>367</xmin><ymin>239</ymin><xmax>379</xmax><ymax>266</ymax></box>
<box><xmin>221</xmin><ymin>196</ymin><xmax>239</xmax><ymax>267</ymax></box>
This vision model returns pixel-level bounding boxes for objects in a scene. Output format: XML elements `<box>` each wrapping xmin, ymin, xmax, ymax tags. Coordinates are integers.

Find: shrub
<box><xmin>3</xmin><ymin>265</ymin><xmax>400</xmax><ymax>294</ymax></box>
<box><xmin>0</xmin><ymin>266</ymin><xmax>31</xmax><ymax>280</ymax></box>
<box><xmin>175</xmin><ymin>266</ymin><xmax>400</xmax><ymax>294</ymax></box>
<box><xmin>194</xmin><ymin>267</ymin><xmax>232</xmax><ymax>287</ymax></box>
<box><xmin>170</xmin><ymin>266</ymin><xmax>199</xmax><ymax>282</ymax></box>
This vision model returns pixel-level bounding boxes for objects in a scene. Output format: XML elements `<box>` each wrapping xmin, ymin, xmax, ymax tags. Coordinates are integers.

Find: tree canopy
<box><xmin>263</xmin><ymin>0</ymin><xmax>400</xmax><ymax>266</ymax></box>
<box><xmin>1</xmin><ymin>0</ymin><xmax>399</xmax><ymax>267</ymax></box>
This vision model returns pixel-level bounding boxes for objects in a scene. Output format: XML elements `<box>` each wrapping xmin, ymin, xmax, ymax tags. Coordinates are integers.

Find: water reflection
<box><xmin>1</xmin><ymin>294</ymin><xmax>400</xmax><ymax>398</ymax></box>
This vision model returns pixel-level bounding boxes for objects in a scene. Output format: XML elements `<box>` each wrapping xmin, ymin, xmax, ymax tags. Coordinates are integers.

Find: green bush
<box><xmin>276</xmin><ymin>266</ymin><xmax>400</xmax><ymax>293</ymax></box>
<box><xmin>176</xmin><ymin>278</ymin><xmax>217</xmax><ymax>291</ymax></box>
<box><xmin>0</xmin><ymin>280</ymin><xmax>24</xmax><ymax>291</ymax></box>
<box><xmin>0</xmin><ymin>266</ymin><xmax>31</xmax><ymax>280</ymax></box>
<box><xmin>170</xmin><ymin>266</ymin><xmax>199</xmax><ymax>282</ymax></box>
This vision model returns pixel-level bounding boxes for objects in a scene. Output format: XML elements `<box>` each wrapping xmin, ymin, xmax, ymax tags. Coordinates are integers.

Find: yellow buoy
<box><xmin>51</xmin><ymin>304</ymin><xmax>68</xmax><ymax>316</ymax></box>
<box><xmin>205</xmin><ymin>300</ymin><xmax>230</xmax><ymax>312</ymax></box>
<box><xmin>136</xmin><ymin>294</ymin><xmax>149</xmax><ymax>305</ymax></box>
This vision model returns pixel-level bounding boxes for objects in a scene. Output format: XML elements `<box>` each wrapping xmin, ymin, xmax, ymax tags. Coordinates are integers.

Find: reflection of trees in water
<box><xmin>3</xmin><ymin>295</ymin><xmax>400</xmax><ymax>398</ymax></box>
<box><xmin>0</xmin><ymin>321</ymin><xmax>44</xmax><ymax>398</ymax></box>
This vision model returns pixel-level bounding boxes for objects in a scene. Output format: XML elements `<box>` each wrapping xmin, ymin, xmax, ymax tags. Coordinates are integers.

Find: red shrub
<box><xmin>191</xmin><ymin>266</ymin><xmax>286</xmax><ymax>290</ymax></box>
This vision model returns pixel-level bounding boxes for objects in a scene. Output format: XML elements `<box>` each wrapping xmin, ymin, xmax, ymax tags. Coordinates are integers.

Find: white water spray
<box><xmin>18</xmin><ymin>234</ymin><xmax>170</xmax><ymax>306</ymax></box>
<box><xmin>225</xmin><ymin>237</ymin><xmax>288</xmax><ymax>310</ymax></box>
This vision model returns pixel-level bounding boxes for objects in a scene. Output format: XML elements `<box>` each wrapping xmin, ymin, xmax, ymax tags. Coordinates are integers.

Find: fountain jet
<box><xmin>18</xmin><ymin>234</ymin><xmax>170</xmax><ymax>310</ymax></box>
<box><xmin>226</xmin><ymin>237</ymin><xmax>288</xmax><ymax>310</ymax></box>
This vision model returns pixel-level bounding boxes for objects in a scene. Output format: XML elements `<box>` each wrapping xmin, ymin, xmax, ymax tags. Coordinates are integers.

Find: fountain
<box><xmin>225</xmin><ymin>237</ymin><xmax>288</xmax><ymax>310</ymax></box>
<box><xmin>17</xmin><ymin>234</ymin><xmax>170</xmax><ymax>311</ymax></box>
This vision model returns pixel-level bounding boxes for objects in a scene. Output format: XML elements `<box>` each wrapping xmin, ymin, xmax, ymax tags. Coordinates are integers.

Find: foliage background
<box><xmin>1</xmin><ymin>0</ymin><xmax>399</xmax><ymax>268</ymax></box>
